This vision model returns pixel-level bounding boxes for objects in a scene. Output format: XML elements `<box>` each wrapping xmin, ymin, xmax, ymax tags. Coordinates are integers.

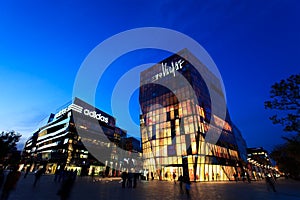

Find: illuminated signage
<box><xmin>83</xmin><ymin>108</ymin><xmax>108</xmax><ymax>123</ymax></box>
<box><xmin>55</xmin><ymin>104</ymin><xmax>82</xmax><ymax>118</ymax></box>
<box><xmin>55</xmin><ymin>104</ymin><xmax>109</xmax><ymax>124</ymax></box>
<box><xmin>152</xmin><ymin>59</ymin><xmax>185</xmax><ymax>82</ymax></box>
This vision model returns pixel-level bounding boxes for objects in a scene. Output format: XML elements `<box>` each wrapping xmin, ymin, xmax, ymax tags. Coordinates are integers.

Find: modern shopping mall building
<box><xmin>22</xmin><ymin>97</ymin><xmax>140</xmax><ymax>176</ymax></box>
<box><xmin>139</xmin><ymin>49</ymin><xmax>247</xmax><ymax>181</ymax></box>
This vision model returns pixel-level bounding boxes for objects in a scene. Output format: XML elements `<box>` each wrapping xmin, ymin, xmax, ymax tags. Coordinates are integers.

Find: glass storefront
<box><xmin>22</xmin><ymin>98</ymin><xmax>132</xmax><ymax>176</ymax></box>
<box><xmin>140</xmin><ymin>49</ymin><xmax>241</xmax><ymax>181</ymax></box>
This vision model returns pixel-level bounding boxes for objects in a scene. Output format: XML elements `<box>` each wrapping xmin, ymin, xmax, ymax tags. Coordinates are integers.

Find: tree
<box><xmin>264</xmin><ymin>74</ymin><xmax>300</xmax><ymax>134</ymax></box>
<box><xmin>266</xmin><ymin>74</ymin><xmax>300</xmax><ymax>178</ymax></box>
<box><xmin>270</xmin><ymin>135</ymin><xmax>300</xmax><ymax>178</ymax></box>
<box><xmin>0</xmin><ymin>130</ymin><xmax>22</xmax><ymax>165</ymax></box>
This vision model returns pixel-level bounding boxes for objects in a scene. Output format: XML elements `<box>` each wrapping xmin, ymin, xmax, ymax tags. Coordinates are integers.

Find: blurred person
<box><xmin>23</xmin><ymin>166</ymin><xmax>30</xmax><ymax>179</ymax></box>
<box><xmin>0</xmin><ymin>166</ymin><xmax>21</xmax><ymax>200</ymax></box>
<box><xmin>121</xmin><ymin>171</ymin><xmax>127</xmax><ymax>188</ymax></box>
<box><xmin>172</xmin><ymin>172</ymin><xmax>176</xmax><ymax>184</ymax></box>
<box><xmin>185</xmin><ymin>178</ymin><xmax>191</xmax><ymax>199</ymax></box>
<box><xmin>246</xmin><ymin>172</ymin><xmax>251</xmax><ymax>183</ymax></box>
<box><xmin>0</xmin><ymin>167</ymin><xmax>4</xmax><ymax>189</ymax></box>
<box><xmin>265</xmin><ymin>173</ymin><xmax>276</xmax><ymax>192</ymax></box>
<box><xmin>178</xmin><ymin>175</ymin><xmax>183</xmax><ymax>192</ymax></box>
<box><xmin>57</xmin><ymin>172</ymin><xmax>75</xmax><ymax>200</ymax></box>
<box><xmin>33</xmin><ymin>167</ymin><xmax>44</xmax><ymax>187</ymax></box>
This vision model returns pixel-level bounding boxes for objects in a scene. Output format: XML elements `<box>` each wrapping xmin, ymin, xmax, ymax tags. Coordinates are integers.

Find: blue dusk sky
<box><xmin>0</xmin><ymin>0</ymin><xmax>299</xmax><ymax>152</ymax></box>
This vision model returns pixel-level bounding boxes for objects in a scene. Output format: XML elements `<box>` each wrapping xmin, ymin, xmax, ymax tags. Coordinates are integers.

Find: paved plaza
<box><xmin>4</xmin><ymin>174</ymin><xmax>300</xmax><ymax>200</ymax></box>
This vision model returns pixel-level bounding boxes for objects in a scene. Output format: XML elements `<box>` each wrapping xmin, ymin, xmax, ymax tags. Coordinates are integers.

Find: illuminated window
<box><xmin>184</xmin><ymin>124</ymin><xmax>189</xmax><ymax>134</ymax></box>
<box><xmin>159</xmin><ymin>139</ymin><xmax>164</xmax><ymax>145</ymax></box>
<box><xmin>170</xmin><ymin>110</ymin><xmax>174</xmax><ymax>120</ymax></box>
<box><xmin>175</xmin><ymin>126</ymin><xmax>180</xmax><ymax>135</ymax></box>
<box><xmin>177</xmin><ymin>108</ymin><xmax>182</xmax><ymax>117</ymax></box>
<box><xmin>176</xmin><ymin>144</ymin><xmax>181</xmax><ymax>154</ymax></box>
<box><xmin>192</xmin><ymin>142</ymin><xmax>197</xmax><ymax>154</ymax></box>
<box><xmin>168</xmin><ymin>137</ymin><xmax>172</xmax><ymax>145</ymax></box>
<box><xmin>182</xmin><ymin>143</ymin><xmax>186</xmax><ymax>155</ymax></box>
<box><xmin>189</xmin><ymin>123</ymin><xmax>195</xmax><ymax>134</ymax></box>
<box><xmin>190</xmin><ymin>134</ymin><xmax>195</xmax><ymax>142</ymax></box>
<box><xmin>183</xmin><ymin>107</ymin><xmax>187</xmax><ymax>116</ymax></box>
<box><xmin>181</xmin><ymin>135</ymin><xmax>185</xmax><ymax>143</ymax></box>
<box><xmin>176</xmin><ymin>136</ymin><xmax>181</xmax><ymax>144</ymax></box>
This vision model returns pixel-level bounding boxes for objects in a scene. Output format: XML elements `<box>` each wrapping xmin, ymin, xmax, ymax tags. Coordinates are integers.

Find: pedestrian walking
<box><xmin>23</xmin><ymin>166</ymin><xmax>30</xmax><ymax>179</ymax></box>
<box><xmin>72</xmin><ymin>169</ymin><xmax>77</xmax><ymax>181</ymax></box>
<box><xmin>33</xmin><ymin>168</ymin><xmax>44</xmax><ymax>187</ymax></box>
<box><xmin>0</xmin><ymin>166</ymin><xmax>21</xmax><ymax>200</ymax></box>
<box><xmin>178</xmin><ymin>175</ymin><xmax>183</xmax><ymax>192</ymax></box>
<box><xmin>121</xmin><ymin>171</ymin><xmax>127</xmax><ymax>188</ymax></box>
<box><xmin>233</xmin><ymin>173</ymin><xmax>238</xmax><ymax>182</ymax></box>
<box><xmin>127</xmin><ymin>173</ymin><xmax>133</xmax><ymax>188</ymax></box>
<box><xmin>173</xmin><ymin>172</ymin><xmax>176</xmax><ymax>184</ymax></box>
<box><xmin>91</xmin><ymin>168</ymin><xmax>95</xmax><ymax>182</ymax></box>
<box><xmin>246</xmin><ymin>172</ymin><xmax>251</xmax><ymax>183</ymax></box>
<box><xmin>0</xmin><ymin>167</ymin><xmax>4</xmax><ymax>190</ymax></box>
<box><xmin>57</xmin><ymin>172</ymin><xmax>75</xmax><ymax>200</ymax></box>
<box><xmin>265</xmin><ymin>173</ymin><xmax>276</xmax><ymax>192</ymax></box>
<box><xmin>133</xmin><ymin>173</ymin><xmax>138</xmax><ymax>188</ymax></box>
<box><xmin>54</xmin><ymin>168</ymin><xmax>61</xmax><ymax>182</ymax></box>
<box><xmin>185</xmin><ymin>178</ymin><xmax>191</xmax><ymax>199</ymax></box>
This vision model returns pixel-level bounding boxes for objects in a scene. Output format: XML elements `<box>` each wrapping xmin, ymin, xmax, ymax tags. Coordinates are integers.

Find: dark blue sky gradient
<box><xmin>0</xmin><ymin>0</ymin><xmax>299</xmax><ymax>151</ymax></box>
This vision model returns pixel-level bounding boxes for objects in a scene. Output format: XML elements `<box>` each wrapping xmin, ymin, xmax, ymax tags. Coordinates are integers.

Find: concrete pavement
<box><xmin>4</xmin><ymin>174</ymin><xmax>300</xmax><ymax>200</ymax></box>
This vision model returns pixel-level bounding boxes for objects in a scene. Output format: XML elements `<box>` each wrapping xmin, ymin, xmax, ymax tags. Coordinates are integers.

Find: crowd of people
<box><xmin>0</xmin><ymin>165</ymin><xmax>278</xmax><ymax>200</ymax></box>
<box><xmin>121</xmin><ymin>172</ymin><xmax>139</xmax><ymax>188</ymax></box>
<box><xmin>0</xmin><ymin>165</ymin><xmax>77</xmax><ymax>200</ymax></box>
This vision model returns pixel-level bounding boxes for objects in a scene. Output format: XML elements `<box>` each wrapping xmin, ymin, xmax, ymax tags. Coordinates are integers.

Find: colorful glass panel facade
<box><xmin>140</xmin><ymin>49</ymin><xmax>242</xmax><ymax>181</ymax></box>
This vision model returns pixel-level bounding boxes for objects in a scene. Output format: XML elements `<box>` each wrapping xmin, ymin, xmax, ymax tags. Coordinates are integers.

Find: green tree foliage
<box><xmin>0</xmin><ymin>130</ymin><xmax>22</xmax><ymax>165</ymax></box>
<box><xmin>264</xmin><ymin>74</ymin><xmax>300</xmax><ymax>133</ymax></box>
<box><xmin>266</xmin><ymin>74</ymin><xmax>300</xmax><ymax>178</ymax></box>
<box><xmin>270</xmin><ymin>135</ymin><xmax>300</xmax><ymax>178</ymax></box>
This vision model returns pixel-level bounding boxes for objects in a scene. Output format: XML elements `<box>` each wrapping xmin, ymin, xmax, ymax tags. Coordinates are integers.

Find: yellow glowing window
<box><xmin>156</xmin><ymin>115</ymin><xmax>159</xmax><ymax>123</ymax></box>
<box><xmin>173</xmin><ymin>157</ymin><xmax>178</xmax><ymax>164</ymax></box>
<box><xmin>168</xmin><ymin>137</ymin><xmax>172</xmax><ymax>145</ymax></box>
<box><xmin>188</xmin><ymin>156</ymin><xmax>193</xmax><ymax>164</ymax></box>
<box><xmin>190</xmin><ymin>134</ymin><xmax>195</xmax><ymax>142</ymax></box>
<box><xmin>170</xmin><ymin>110</ymin><xmax>174</xmax><ymax>119</ymax></box>
<box><xmin>176</xmin><ymin>144</ymin><xmax>181</xmax><ymax>154</ymax></box>
<box><xmin>176</xmin><ymin>126</ymin><xmax>180</xmax><ymax>135</ymax></box>
<box><xmin>189</xmin><ymin>123</ymin><xmax>194</xmax><ymax>133</ymax></box>
<box><xmin>184</xmin><ymin>125</ymin><xmax>189</xmax><ymax>134</ymax></box>
<box><xmin>166</xmin><ymin>128</ymin><xmax>170</xmax><ymax>137</ymax></box>
<box><xmin>178</xmin><ymin>108</ymin><xmax>182</xmax><ymax>117</ymax></box>
<box><xmin>164</xmin><ymin>148</ymin><xmax>167</xmax><ymax>156</ymax></box>
<box><xmin>183</xmin><ymin>107</ymin><xmax>187</xmax><ymax>116</ymax></box>
<box><xmin>176</xmin><ymin>136</ymin><xmax>181</xmax><ymax>144</ymax></box>
<box><xmin>192</xmin><ymin>142</ymin><xmax>197</xmax><ymax>154</ymax></box>
<box><xmin>182</xmin><ymin>144</ymin><xmax>186</xmax><ymax>155</ymax></box>
<box><xmin>181</xmin><ymin>135</ymin><xmax>185</xmax><ymax>143</ymax></box>
<box><xmin>170</xmin><ymin>105</ymin><xmax>174</xmax><ymax>111</ymax></box>
<box><xmin>159</xmin><ymin>139</ymin><xmax>164</xmax><ymax>145</ymax></box>
<box><xmin>156</xmin><ymin>140</ymin><xmax>159</xmax><ymax>146</ymax></box>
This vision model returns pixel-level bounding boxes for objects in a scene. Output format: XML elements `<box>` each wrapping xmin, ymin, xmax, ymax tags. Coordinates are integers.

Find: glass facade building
<box><xmin>22</xmin><ymin>97</ymin><xmax>137</xmax><ymax>176</ymax></box>
<box><xmin>139</xmin><ymin>49</ymin><xmax>243</xmax><ymax>181</ymax></box>
<box><xmin>247</xmin><ymin>147</ymin><xmax>275</xmax><ymax>180</ymax></box>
